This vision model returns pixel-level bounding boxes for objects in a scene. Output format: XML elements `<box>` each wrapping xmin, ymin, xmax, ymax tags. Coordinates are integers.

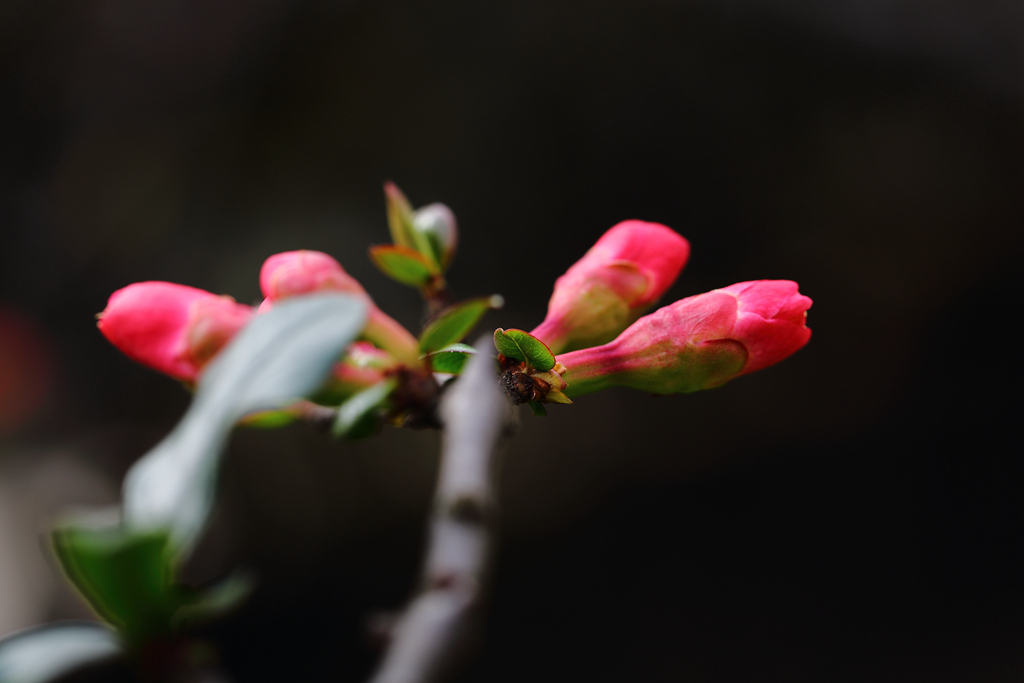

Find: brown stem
<box><xmin>365</xmin><ymin>337</ymin><xmax>515</xmax><ymax>683</ymax></box>
<box><xmin>423</xmin><ymin>279</ymin><xmax>455</xmax><ymax>324</ymax></box>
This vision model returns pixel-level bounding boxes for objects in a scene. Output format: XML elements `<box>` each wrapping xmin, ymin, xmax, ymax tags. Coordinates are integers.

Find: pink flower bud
<box><xmin>330</xmin><ymin>341</ymin><xmax>396</xmax><ymax>395</ymax></box>
<box><xmin>259</xmin><ymin>250</ymin><xmax>421</xmax><ymax>365</ymax></box>
<box><xmin>559</xmin><ymin>280</ymin><xmax>811</xmax><ymax>397</ymax></box>
<box><xmin>98</xmin><ymin>282</ymin><xmax>254</xmax><ymax>382</ymax></box>
<box><xmin>260</xmin><ymin>250</ymin><xmax>366</xmax><ymax>300</ymax></box>
<box><xmin>530</xmin><ymin>220</ymin><xmax>690</xmax><ymax>354</ymax></box>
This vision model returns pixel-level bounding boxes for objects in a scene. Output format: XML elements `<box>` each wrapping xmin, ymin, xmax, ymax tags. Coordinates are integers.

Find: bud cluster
<box><xmin>520</xmin><ymin>221</ymin><xmax>812</xmax><ymax>401</ymax></box>
<box><xmin>97</xmin><ymin>183</ymin><xmax>812</xmax><ymax>429</ymax></box>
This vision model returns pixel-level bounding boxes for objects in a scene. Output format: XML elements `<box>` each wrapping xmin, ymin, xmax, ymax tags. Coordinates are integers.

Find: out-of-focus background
<box><xmin>1</xmin><ymin>1</ymin><xmax>1022</xmax><ymax>680</ymax></box>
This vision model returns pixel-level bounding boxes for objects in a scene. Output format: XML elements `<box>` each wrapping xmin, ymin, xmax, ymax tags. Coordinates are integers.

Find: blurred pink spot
<box><xmin>0</xmin><ymin>306</ymin><xmax>54</xmax><ymax>436</ymax></box>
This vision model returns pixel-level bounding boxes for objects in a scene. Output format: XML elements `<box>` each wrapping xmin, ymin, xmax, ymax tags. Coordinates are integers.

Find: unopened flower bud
<box><xmin>530</xmin><ymin>220</ymin><xmax>690</xmax><ymax>354</ymax></box>
<box><xmin>330</xmin><ymin>341</ymin><xmax>397</xmax><ymax>396</ymax></box>
<box><xmin>260</xmin><ymin>250</ymin><xmax>365</xmax><ymax>299</ymax></box>
<box><xmin>412</xmin><ymin>203</ymin><xmax>458</xmax><ymax>270</ymax></box>
<box><xmin>559</xmin><ymin>280</ymin><xmax>811</xmax><ymax>397</ymax></box>
<box><xmin>259</xmin><ymin>250</ymin><xmax>421</xmax><ymax>364</ymax></box>
<box><xmin>98</xmin><ymin>282</ymin><xmax>254</xmax><ymax>382</ymax></box>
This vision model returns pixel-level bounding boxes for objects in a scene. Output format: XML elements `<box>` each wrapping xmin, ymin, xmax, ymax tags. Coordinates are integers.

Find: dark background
<box><xmin>1</xmin><ymin>1</ymin><xmax>1022</xmax><ymax>680</ymax></box>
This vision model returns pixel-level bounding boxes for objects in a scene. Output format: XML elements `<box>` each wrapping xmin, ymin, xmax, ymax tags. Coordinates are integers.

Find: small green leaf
<box><xmin>385</xmin><ymin>182</ymin><xmax>436</xmax><ymax>260</ymax></box>
<box><xmin>0</xmin><ymin>623</ymin><xmax>124</xmax><ymax>683</ymax></box>
<box><xmin>51</xmin><ymin>522</ymin><xmax>182</xmax><ymax>642</ymax></box>
<box><xmin>332</xmin><ymin>378</ymin><xmax>397</xmax><ymax>438</ymax></box>
<box><xmin>384</xmin><ymin>181</ymin><xmax>417</xmax><ymax>250</ymax></box>
<box><xmin>527</xmin><ymin>401</ymin><xmax>547</xmax><ymax>417</ymax></box>
<box><xmin>51</xmin><ymin>516</ymin><xmax>256</xmax><ymax>645</ymax></box>
<box><xmin>369</xmin><ymin>244</ymin><xmax>439</xmax><ymax>287</ymax></box>
<box><xmin>493</xmin><ymin>328</ymin><xmax>556</xmax><ymax>372</ymax></box>
<box><xmin>171</xmin><ymin>572</ymin><xmax>256</xmax><ymax>632</ymax></box>
<box><xmin>419</xmin><ymin>296</ymin><xmax>503</xmax><ymax>354</ymax></box>
<box><xmin>424</xmin><ymin>343</ymin><xmax>476</xmax><ymax>374</ymax></box>
<box><xmin>123</xmin><ymin>294</ymin><xmax>368</xmax><ymax>557</ymax></box>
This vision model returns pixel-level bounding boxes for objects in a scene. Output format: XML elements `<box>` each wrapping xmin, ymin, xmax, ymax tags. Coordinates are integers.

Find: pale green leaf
<box><xmin>332</xmin><ymin>378</ymin><xmax>397</xmax><ymax>438</ymax></box>
<box><xmin>123</xmin><ymin>294</ymin><xmax>367</xmax><ymax>557</ymax></box>
<box><xmin>424</xmin><ymin>343</ymin><xmax>476</xmax><ymax>374</ymax></box>
<box><xmin>419</xmin><ymin>296</ymin><xmax>503</xmax><ymax>354</ymax></box>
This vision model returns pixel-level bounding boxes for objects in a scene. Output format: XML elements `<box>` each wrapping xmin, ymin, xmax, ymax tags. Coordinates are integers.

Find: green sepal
<box><xmin>543</xmin><ymin>262</ymin><xmax>649</xmax><ymax>354</ymax></box>
<box><xmin>419</xmin><ymin>296</ymin><xmax>503</xmax><ymax>354</ymax></box>
<box><xmin>527</xmin><ymin>401</ymin><xmax>547</xmax><ymax>417</ymax></box>
<box><xmin>369</xmin><ymin>244</ymin><xmax>439</xmax><ymax>288</ymax></box>
<box><xmin>332</xmin><ymin>378</ymin><xmax>397</xmax><ymax>439</ymax></box>
<box><xmin>493</xmin><ymin>328</ymin><xmax>556</xmax><ymax>372</ymax></box>
<box><xmin>544</xmin><ymin>388</ymin><xmax>573</xmax><ymax>404</ymax></box>
<box><xmin>423</xmin><ymin>343</ymin><xmax>476</xmax><ymax>374</ymax></box>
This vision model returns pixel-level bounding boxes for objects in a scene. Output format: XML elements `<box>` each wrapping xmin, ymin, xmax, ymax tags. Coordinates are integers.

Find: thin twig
<box><xmin>366</xmin><ymin>337</ymin><xmax>515</xmax><ymax>683</ymax></box>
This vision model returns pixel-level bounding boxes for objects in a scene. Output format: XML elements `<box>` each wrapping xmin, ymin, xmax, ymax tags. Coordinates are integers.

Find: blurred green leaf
<box><xmin>424</xmin><ymin>343</ymin><xmax>476</xmax><ymax>374</ymax></box>
<box><xmin>51</xmin><ymin>523</ymin><xmax>181</xmax><ymax>641</ymax></box>
<box><xmin>52</xmin><ymin>515</ymin><xmax>255</xmax><ymax>645</ymax></box>
<box><xmin>384</xmin><ymin>182</ymin><xmax>426</xmax><ymax>253</ymax></box>
<box><xmin>332</xmin><ymin>378</ymin><xmax>397</xmax><ymax>438</ymax></box>
<box><xmin>527</xmin><ymin>401</ymin><xmax>547</xmax><ymax>417</ymax></box>
<box><xmin>171</xmin><ymin>572</ymin><xmax>256</xmax><ymax>632</ymax></box>
<box><xmin>369</xmin><ymin>244</ymin><xmax>438</xmax><ymax>287</ymax></box>
<box><xmin>493</xmin><ymin>328</ymin><xmax>555</xmax><ymax>372</ymax></box>
<box><xmin>238</xmin><ymin>408</ymin><xmax>297</xmax><ymax>429</ymax></box>
<box><xmin>0</xmin><ymin>623</ymin><xmax>124</xmax><ymax>683</ymax></box>
<box><xmin>419</xmin><ymin>296</ymin><xmax>503</xmax><ymax>354</ymax></box>
<box><xmin>123</xmin><ymin>294</ymin><xmax>367</xmax><ymax>557</ymax></box>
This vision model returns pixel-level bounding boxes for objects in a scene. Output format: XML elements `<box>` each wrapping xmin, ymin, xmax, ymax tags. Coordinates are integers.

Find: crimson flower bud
<box><xmin>259</xmin><ymin>250</ymin><xmax>421</xmax><ymax>364</ymax></box>
<box><xmin>98</xmin><ymin>282</ymin><xmax>254</xmax><ymax>382</ymax></box>
<box><xmin>559</xmin><ymin>280</ymin><xmax>811</xmax><ymax>397</ymax></box>
<box><xmin>530</xmin><ymin>220</ymin><xmax>690</xmax><ymax>354</ymax></box>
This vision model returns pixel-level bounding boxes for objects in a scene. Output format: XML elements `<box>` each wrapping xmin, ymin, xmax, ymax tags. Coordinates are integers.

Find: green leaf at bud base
<box><xmin>423</xmin><ymin>343</ymin><xmax>476</xmax><ymax>374</ymax></box>
<box><xmin>369</xmin><ymin>244</ymin><xmax>439</xmax><ymax>288</ymax></box>
<box><xmin>332</xmin><ymin>378</ymin><xmax>398</xmax><ymax>439</ymax></box>
<box><xmin>419</xmin><ymin>296</ymin><xmax>503</xmax><ymax>354</ymax></box>
<box><xmin>493</xmin><ymin>328</ymin><xmax>556</xmax><ymax>372</ymax></box>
